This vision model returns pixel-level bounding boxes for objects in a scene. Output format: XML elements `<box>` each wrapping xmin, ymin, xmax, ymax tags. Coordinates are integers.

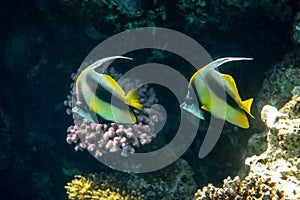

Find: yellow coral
<box><xmin>65</xmin><ymin>175</ymin><xmax>143</xmax><ymax>200</ymax></box>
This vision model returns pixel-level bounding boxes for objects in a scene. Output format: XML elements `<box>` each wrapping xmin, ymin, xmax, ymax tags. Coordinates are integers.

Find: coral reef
<box><xmin>292</xmin><ymin>12</ymin><xmax>300</xmax><ymax>45</ymax></box>
<box><xmin>256</xmin><ymin>49</ymin><xmax>300</xmax><ymax>110</ymax></box>
<box><xmin>62</xmin><ymin>0</ymin><xmax>292</xmax><ymax>40</ymax></box>
<box><xmin>65</xmin><ymin>175</ymin><xmax>142</xmax><ymax>200</ymax></box>
<box><xmin>65</xmin><ymin>158</ymin><xmax>197</xmax><ymax>200</ymax></box>
<box><xmin>195</xmin><ymin>175</ymin><xmax>284</xmax><ymax>200</ymax></box>
<box><xmin>62</xmin><ymin>0</ymin><xmax>167</xmax><ymax>36</ymax></box>
<box><xmin>194</xmin><ymin>88</ymin><xmax>300</xmax><ymax>199</ymax></box>
<box><xmin>65</xmin><ymin>67</ymin><xmax>165</xmax><ymax>157</ymax></box>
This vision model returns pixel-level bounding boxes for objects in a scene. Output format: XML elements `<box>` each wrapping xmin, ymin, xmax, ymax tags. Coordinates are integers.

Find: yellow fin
<box><xmin>222</xmin><ymin>74</ymin><xmax>241</xmax><ymax>102</ymax></box>
<box><xmin>128</xmin><ymin>110</ymin><xmax>137</xmax><ymax>124</ymax></box>
<box><xmin>228</xmin><ymin>111</ymin><xmax>249</xmax><ymax>128</ymax></box>
<box><xmin>241</xmin><ymin>98</ymin><xmax>255</xmax><ymax>118</ymax></box>
<box><xmin>224</xmin><ymin>105</ymin><xmax>250</xmax><ymax>128</ymax></box>
<box><xmin>222</xmin><ymin>74</ymin><xmax>254</xmax><ymax>119</ymax></box>
<box><xmin>125</xmin><ymin>89</ymin><xmax>142</xmax><ymax>110</ymax></box>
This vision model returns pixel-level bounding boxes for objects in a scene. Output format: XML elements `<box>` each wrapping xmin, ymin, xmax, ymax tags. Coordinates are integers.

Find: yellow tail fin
<box><xmin>125</xmin><ymin>89</ymin><xmax>142</xmax><ymax>110</ymax></box>
<box><xmin>241</xmin><ymin>98</ymin><xmax>255</xmax><ymax>118</ymax></box>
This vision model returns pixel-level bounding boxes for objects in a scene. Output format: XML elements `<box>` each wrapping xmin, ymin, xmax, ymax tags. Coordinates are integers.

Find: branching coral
<box><xmin>65</xmin><ymin>158</ymin><xmax>196</xmax><ymax>200</ymax></box>
<box><xmin>65</xmin><ymin>174</ymin><xmax>142</xmax><ymax>200</ymax></box>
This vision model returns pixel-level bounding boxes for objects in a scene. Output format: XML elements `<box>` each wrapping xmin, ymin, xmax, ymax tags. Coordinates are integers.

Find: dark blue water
<box><xmin>0</xmin><ymin>0</ymin><xmax>298</xmax><ymax>199</ymax></box>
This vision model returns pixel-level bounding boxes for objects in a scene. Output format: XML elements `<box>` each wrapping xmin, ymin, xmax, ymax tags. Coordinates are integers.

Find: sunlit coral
<box><xmin>65</xmin><ymin>158</ymin><xmax>196</xmax><ymax>200</ymax></box>
<box><xmin>65</xmin><ymin>175</ymin><xmax>142</xmax><ymax>200</ymax></box>
<box><xmin>195</xmin><ymin>87</ymin><xmax>300</xmax><ymax>199</ymax></box>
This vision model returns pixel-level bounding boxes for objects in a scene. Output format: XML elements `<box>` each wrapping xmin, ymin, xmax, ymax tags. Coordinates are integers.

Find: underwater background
<box><xmin>1</xmin><ymin>0</ymin><xmax>300</xmax><ymax>199</ymax></box>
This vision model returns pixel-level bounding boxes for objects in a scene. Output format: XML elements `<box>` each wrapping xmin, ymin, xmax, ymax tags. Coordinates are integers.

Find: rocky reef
<box><xmin>194</xmin><ymin>88</ymin><xmax>300</xmax><ymax>199</ymax></box>
<box><xmin>256</xmin><ymin>50</ymin><xmax>300</xmax><ymax>110</ymax></box>
<box><xmin>65</xmin><ymin>158</ymin><xmax>197</xmax><ymax>199</ymax></box>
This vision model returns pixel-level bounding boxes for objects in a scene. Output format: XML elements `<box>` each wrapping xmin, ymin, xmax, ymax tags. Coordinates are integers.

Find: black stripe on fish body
<box><xmin>94</xmin><ymin>84</ymin><xmax>139</xmax><ymax>124</ymax></box>
<box><xmin>200</xmin><ymin>73</ymin><xmax>242</xmax><ymax>111</ymax></box>
<box><xmin>207</xmin><ymin>74</ymin><xmax>242</xmax><ymax>110</ymax></box>
<box><xmin>204</xmin><ymin>73</ymin><xmax>227</xmax><ymax>102</ymax></box>
<box><xmin>95</xmin><ymin>84</ymin><xmax>119</xmax><ymax>105</ymax></box>
<box><xmin>95</xmin><ymin>113</ymin><xmax>115</xmax><ymax>124</ymax></box>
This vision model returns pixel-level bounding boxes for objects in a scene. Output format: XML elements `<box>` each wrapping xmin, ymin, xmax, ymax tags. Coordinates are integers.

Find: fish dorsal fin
<box><xmin>222</xmin><ymin>73</ymin><xmax>242</xmax><ymax>102</ymax></box>
<box><xmin>208</xmin><ymin>57</ymin><xmax>253</xmax><ymax>70</ymax></box>
<box><xmin>222</xmin><ymin>74</ymin><xmax>255</xmax><ymax>118</ymax></box>
<box><xmin>100</xmin><ymin>74</ymin><xmax>125</xmax><ymax>97</ymax></box>
<box><xmin>88</xmin><ymin>56</ymin><xmax>132</xmax><ymax>72</ymax></box>
<box><xmin>189</xmin><ymin>57</ymin><xmax>253</xmax><ymax>84</ymax></box>
<box><xmin>76</xmin><ymin>56</ymin><xmax>132</xmax><ymax>102</ymax></box>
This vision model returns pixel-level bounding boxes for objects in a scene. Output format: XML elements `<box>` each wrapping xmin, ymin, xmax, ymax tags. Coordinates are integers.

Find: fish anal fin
<box><xmin>125</xmin><ymin>89</ymin><xmax>142</xmax><ymax>110</ymax></box>
<box><xmin>227</xmin><ymin>109</ymin><xmax>250</xmax><ymax>129</ymax></box>
<box><xmin>201</xmin><ymin>105</ymin><xmax>209</xmax><ymax>112</ymax></box>
<box><xmin>129</xmin><ymin>110</ymin><xmax>137</xmax><ymax>124</ymax></box>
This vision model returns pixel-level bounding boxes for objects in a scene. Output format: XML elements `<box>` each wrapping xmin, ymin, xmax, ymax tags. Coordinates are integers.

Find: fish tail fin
<box><xmin>241</xmin><ymin>98</ymin><xmax>255</xmax><ymax>118</ymax></box>
<box><xmin>125</xmin><ymin>89</ymin><xmax>143</xmax><ymax>110</ymax></box>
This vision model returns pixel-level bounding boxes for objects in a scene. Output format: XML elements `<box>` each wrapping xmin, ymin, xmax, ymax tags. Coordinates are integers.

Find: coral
<box><xmin>195</xmin><ymin>175</ymin><xmax>284</xmax><ymax>200</ymax></box>
<box><xmin>65</xmin><ymin>67</ymin><xmax>165</xmax><ymax>157</ymax></box>
<box><xmin>136</xmin><ymin>158</ymin><xmax>197</xmax><ymax>199</ymax></box>
<box><xmin>292</xmin><ymin>12</ymin><xmax>300</xmax><ymax>45</ymax></box>
<box><xmin>62</xmin><ymin>0</ymin><xmax>292</xmax><ymax>38</ymax></box>
<box><xmin>195</xmin><ymin>88</ymin><xmax>300</xmax><ymax>199</ymax></box>
<box><xmin>256</xmin><ymin>49</ymin><xmax>300</xmax><ymax>110</ymax></box>
<box><xmin>111</xmin><ymin>0</ymin><xmax>145</xmax><ymax>17</ymax></box>
<box><xmin>176</xmin><ymin>0</ymin><xmax>292</xmax><ymax>31</ymax></box>
<box><xmin>65</xmin><ymin>158</ymin><xmax>196</xmax><ymax>200</ymax></box>
<box><xmin>246</xmin><ymin>131</ymin><xmax>267</xmax><ymax>156</ymax></box>
<box><xmin>65</xmin><ymin>174</ymin><xmax>142</xmax><ymax>200</ymax></box>
<box><xmin>62</xmin><ymin>0</ymin><xmax>167</xmax><ymax>36</ymax></box>
<box><xmin>0</xmin><ymin>108</ymin><xmax>11</xmax><ymax>170</ymax></box>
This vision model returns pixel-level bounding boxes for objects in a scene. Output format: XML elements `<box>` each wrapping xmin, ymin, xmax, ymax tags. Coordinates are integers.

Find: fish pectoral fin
<box><xmin>241</xmin><ymin>98</ymin><xmax>255</xmax><ymax>118</ymax></box>
<box><xmin>125</xmin><ymin>89</ymin><xmax>142</xmax><ymax>110</ymax></box>
<box><xmin>201</xmin><ymin>105</ymin><xmax>209</xmax><ymax>112</ymax></box>
<box><xmin>180</xmin><ymin>102</ymin><xmax>205</xmax><ymax>120</ymax></box>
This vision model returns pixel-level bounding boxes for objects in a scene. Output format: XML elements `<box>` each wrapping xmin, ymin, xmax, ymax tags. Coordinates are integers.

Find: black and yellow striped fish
<box><xmin>182</xmin><ymin>57</ymin><xmax>254</xmax><ymax>128</ymax></box>
<box><xmin>74</xmin><ymin>56</ymin><xmax>142</xmax><ymax>124</ymax></box>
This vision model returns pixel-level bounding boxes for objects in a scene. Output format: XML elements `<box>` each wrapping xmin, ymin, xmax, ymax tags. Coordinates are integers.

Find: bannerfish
<box><xmin>181</xmin><ymin>57</ymin><xmax>254</xmax><ymax>128</ymax></box>
<box><xmin>74</xmin><ymin>56</ymin><xmax>142</xmax><ymax>124</ymax></box>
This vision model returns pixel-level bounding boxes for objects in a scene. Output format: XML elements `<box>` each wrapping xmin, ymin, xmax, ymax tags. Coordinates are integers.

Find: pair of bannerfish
<box><xmin>74</xmin><ymin>56</ymin><xmax>254</xmax><ymax>129</ymax></box>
